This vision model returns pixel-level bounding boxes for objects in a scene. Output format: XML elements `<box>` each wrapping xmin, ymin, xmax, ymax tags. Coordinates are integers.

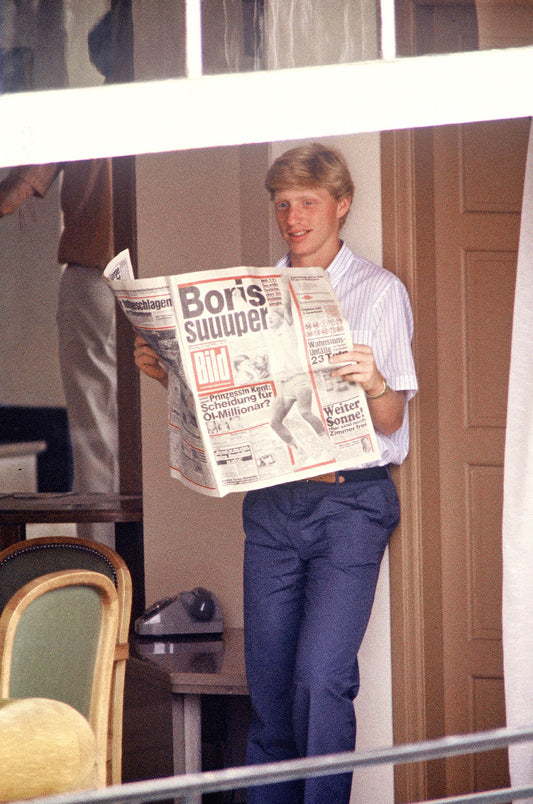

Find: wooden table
<box><xmin>0</xmin><ymin>492</ymin><xmax>144</xmax><ymax>619</ymax></box>
<box><xmin>133</xmin><ymin>627</ymin><xmax>248</xmax><ymax>802</ymax></box>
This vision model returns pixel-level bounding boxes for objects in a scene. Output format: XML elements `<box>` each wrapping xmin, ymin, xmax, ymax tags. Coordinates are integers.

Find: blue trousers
<box><xmin>242</xmin><ymin>472</ymin><xmax>400</xmax><ymax>804</ymax></box>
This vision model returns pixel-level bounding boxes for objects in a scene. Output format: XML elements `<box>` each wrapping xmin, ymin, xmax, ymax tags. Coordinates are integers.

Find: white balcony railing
<box><xmin>18</xmin><ymin>724</ymin><xmax>533</xmax><ymax>804</ymax></box>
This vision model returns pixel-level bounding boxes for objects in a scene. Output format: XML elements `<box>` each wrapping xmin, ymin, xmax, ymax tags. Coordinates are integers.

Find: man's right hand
<box><xmin>134</xmin><ymin>334</ymin><xmax>169</xmax><ymax>388</ymax></box>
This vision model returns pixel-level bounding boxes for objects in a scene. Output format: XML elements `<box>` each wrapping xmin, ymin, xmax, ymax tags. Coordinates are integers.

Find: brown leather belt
<box><xmin>306</xmin><ymin>472</ymin><xmax>339</xmax><ymax>483</ymax></box>
<box><xmin>305</xmin><ymin>466</ymin><xmax>390</xmax><ymax>484</ymax></box>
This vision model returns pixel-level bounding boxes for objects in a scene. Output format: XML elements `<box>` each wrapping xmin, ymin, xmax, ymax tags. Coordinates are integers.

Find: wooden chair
<box><xmin>0</xmin><ymin>696</ymin><xmax>97</xmax><ymax>801</ymax></box>
<box><xmin>0</xmin><ymin>537</ymin><xmax>132</xmax><ymax>785</ymax></box>
<box><xmin>0</xmin><ymin>569</ymin><xmax>119</xmax><ymax>787</ymax></box>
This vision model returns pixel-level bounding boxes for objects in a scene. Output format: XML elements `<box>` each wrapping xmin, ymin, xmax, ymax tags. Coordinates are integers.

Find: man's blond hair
<box><xmin>265</xmin><ymin>142</ymin><xmax>354</xmax><ymax>227</ymax></box>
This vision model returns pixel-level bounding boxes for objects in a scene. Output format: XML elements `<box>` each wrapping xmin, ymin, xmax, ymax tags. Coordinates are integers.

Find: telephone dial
<box><xmin>134</xmin><ymin>587</ymin><xmax>224</xmax><ymax>637</ymax></box>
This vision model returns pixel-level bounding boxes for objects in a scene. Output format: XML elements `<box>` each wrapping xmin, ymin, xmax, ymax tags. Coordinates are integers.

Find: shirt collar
<box><xmin>276</xmin><ymin>240</ymin><xmax>352</xmax><ymax>274</ymax></box>
<box><xmin>326</xmin><ymin>240</ymin><xmax>352</xmax><ymax>281</ymax></box>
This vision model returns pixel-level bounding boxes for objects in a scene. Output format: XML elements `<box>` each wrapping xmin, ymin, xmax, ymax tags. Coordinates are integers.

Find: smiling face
<box><xmin>273</xmin><ymin>186</ymin><xmax>351</xmax><ymax>269</ymax></box>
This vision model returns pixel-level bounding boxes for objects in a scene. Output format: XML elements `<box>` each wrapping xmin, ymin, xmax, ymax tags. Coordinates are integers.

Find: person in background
<box><xmin>134</xmin><ymin>142</ymin><xmax>418</xmax><ymax>803</ymax></box>
<box><xmin>0</xmin><ymin>10</ymin><xmax>125</xmax><ymax>546</ymax></box>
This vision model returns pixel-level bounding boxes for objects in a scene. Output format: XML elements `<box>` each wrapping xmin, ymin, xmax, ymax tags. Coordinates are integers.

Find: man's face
<box><xmin>266</xmin><ymin>308</ymin><xmax>284</xmax><ymax>330</ymax></box>
<box><xmin>273</xmin><ymin>186</ymin><xmax>351</xmax><ymax>269</ymax></box>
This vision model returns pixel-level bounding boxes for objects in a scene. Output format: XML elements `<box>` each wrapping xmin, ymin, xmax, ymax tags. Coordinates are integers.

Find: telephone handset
<box><xmin>134</xmin><ymin>587</ymin><xmax>223</xmax><ymax>637</ymax></box>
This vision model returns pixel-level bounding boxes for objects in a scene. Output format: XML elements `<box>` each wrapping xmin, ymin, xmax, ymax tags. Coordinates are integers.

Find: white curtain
<box><xmin>264</xmin><ymin>0</ymin><xmax>378</xmax><ymax>68</ymax></box>
<box><xmin>503</xmin><ymin>118</ymin><xmax>533</xmax><ymax>799</ymax></box>
<box><xmin>474</xmin><ymin>3</ymin><xmax>533</xmax><ymax>793</ymax></box>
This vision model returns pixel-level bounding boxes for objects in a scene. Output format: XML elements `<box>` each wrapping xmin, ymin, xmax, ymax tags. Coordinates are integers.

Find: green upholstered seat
<box><xmin>8</xmin><ymin>583</ymin><xmax>103</xmax><ymax>717</ymax></box>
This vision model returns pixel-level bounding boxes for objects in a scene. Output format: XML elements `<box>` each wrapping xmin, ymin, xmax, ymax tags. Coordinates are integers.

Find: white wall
<box><xmin>136</xmin><ymin>145</ymin><xmax>263</xmax><ymax>623</ymax></box>
<box><xmin>341</xmin><ymin>134</ymin><xmax>393</xmax><ymax>804</ymax></box>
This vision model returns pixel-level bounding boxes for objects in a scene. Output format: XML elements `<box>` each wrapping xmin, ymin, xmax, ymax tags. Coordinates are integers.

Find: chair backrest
<box><xmin>0</xmin><ymin>537</ymin><xmax>132</xmax><ymax>785</ymax></box>
<box><xmin>0</xmin><ymin>569</ymin><xmax>119</xmax><ymax>787</ymax></box>
<box><xmin>0</xmin><ymin>537</ymin><xmax>125</xmax><ymax>622</ymax></box>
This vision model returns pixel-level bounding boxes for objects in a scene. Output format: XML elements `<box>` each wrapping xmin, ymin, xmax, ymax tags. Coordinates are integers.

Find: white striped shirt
<box><xmin>277</xmin><ymin>242</ymin><xmax>418</xmax><ymax>466</ymax></box>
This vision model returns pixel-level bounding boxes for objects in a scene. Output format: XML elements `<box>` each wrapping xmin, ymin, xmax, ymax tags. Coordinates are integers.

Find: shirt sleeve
<box><xmin>371</xmin><ymin>278</ymin><xmax>418</xmax><ymax>400</ymax></box>
<box><xmin>13</xmin><ymin>164</ymin><xmax>62</xmax><ymax>198</ymax></box>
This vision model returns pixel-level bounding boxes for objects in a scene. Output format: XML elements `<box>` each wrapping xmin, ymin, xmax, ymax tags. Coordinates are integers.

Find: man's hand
<box><xmin>134</xmin><ymin>335</ymin><xmax>168</xmax><ymax>388</ymax></box>
<box><xmin>329</xmin><ymin>344</ymin><xmax>383</xmax><ymax>395</ymax></box>
<box><xmin>329</xmin><ymin>345</ymin><xmax>406</xmax><ymax>436</ymax></box>
<box><xmin>0</xmin><ymin>175</ymin><xmax>34</xmax><ymax>217</ymax></box>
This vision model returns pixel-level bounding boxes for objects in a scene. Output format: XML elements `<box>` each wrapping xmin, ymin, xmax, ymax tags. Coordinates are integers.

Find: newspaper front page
<box><xmin>105</xmin><ymin>249</ymin><xmax>381</xmax><ymax>497</ymax></box>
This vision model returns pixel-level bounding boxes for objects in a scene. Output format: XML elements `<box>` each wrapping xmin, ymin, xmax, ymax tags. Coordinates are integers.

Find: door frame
<box><xmin>383</xmin><ymin>11</ymin><xmax>448</xmax><ymax>800</ymax></box>
<box><xmin>382</xmin><ymin>123</ymin><xmax>447</xmax><ymax>801</ymax></box>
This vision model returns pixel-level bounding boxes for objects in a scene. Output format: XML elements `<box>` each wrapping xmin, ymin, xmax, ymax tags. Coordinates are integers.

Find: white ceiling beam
<box><xmin>1</xmin><ymin>45</ymin><xmax>532</xmax><ymax>168</ymax></box>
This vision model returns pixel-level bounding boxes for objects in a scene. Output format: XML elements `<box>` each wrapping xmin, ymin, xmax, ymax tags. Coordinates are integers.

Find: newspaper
<box><xmin>104</xmin><ymin>249</ymin><xmax>381</xmax><ymax>497</ymax></box>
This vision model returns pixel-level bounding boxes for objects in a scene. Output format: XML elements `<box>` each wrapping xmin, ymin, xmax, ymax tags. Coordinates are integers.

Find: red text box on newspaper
<box><xmin>191</xmin><ymin>345</ymin><xmax>234</xmax><ymax>391</ymax></box>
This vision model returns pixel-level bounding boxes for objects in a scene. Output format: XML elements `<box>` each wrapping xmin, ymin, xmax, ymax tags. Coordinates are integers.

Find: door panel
<box><xmin>464</xmin><ymin>250</ymin><xmax>516</xmax><ymax>427</ymax></box>
<box><xmin>462</xmin><ymin>121</ymin><xmax>529</xmax><ymax>213</ymax></box>
<box><xmin>472</xmin><ymin>675</ymin><xmax>508</xmax><ymax>789</ymax></box>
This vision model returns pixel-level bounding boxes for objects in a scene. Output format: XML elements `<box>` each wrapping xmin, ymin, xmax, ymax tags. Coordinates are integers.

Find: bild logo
<box><xmin>192</xmin><ymin>346</ymin><xmax>232</xmax><ymax>390</ymax></box>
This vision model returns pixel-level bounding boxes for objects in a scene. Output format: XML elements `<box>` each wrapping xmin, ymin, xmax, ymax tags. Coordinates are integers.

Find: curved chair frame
<box><xmin>0</xmin><ymin>569</ymin><xmax>119</xmax><ymax>787</ymax></box>
<box><xmin>0</xmin><ymin>537</ymin><xmax>132</xmax><ymax>785</ymax></box>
